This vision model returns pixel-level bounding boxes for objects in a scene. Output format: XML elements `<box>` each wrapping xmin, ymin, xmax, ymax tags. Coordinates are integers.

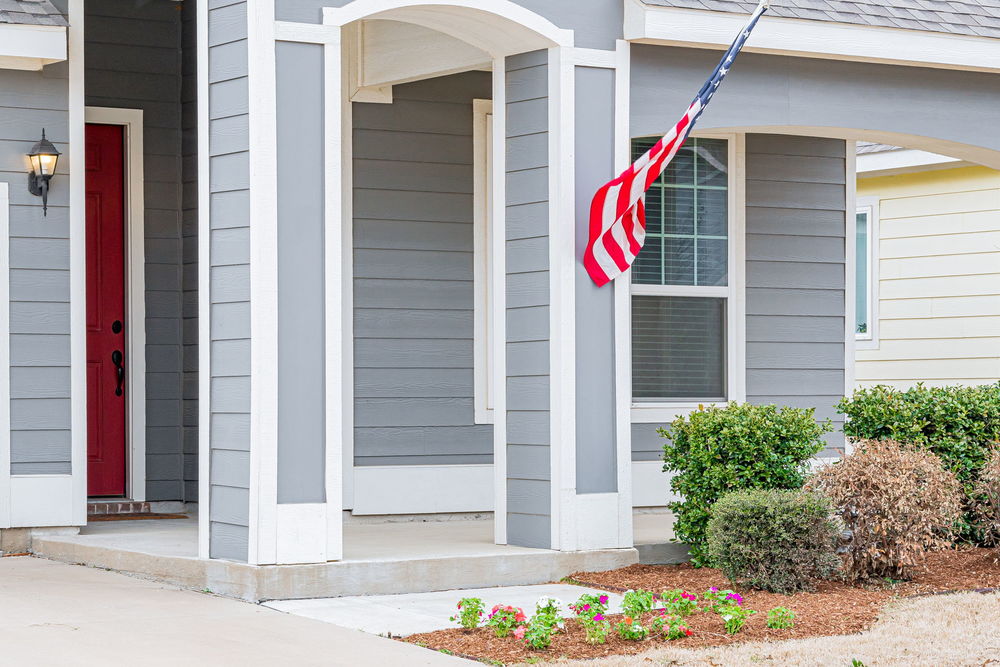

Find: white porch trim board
<box><xmin>196</xmin><ymin>0</ymin><xmax>211</xmax><ymax>560</ymax></box>
<box><xmin>0</xmin><ymin>23</ymin><xmax>66</xmax><ymax>72</ymax></box>
<box><xmin>490</xmin><ymin>56</ymin><xmax>507</xmax><ymax>545</ymax></box>
<box><xmin>624</xmin><ymin>0</ymin><xmax>1000</xmax><ymax>74</ymax></box>
<box><xmin>67</xmin><ymin>0</ymin><xmax>87</xmax><ymax>528</ymax></box>
<box><xmin>352</xmin><ymin>463</ymin><xmax>673</xmax><ymax>516</ymax></box>
<box><xmin>84</xmin><ymin>106</ymin><xmax>147</xmax><ymax>504</ymax></box>
<box><xmin>0</xmin><ymin>183</ymin><xmax>10</xmax><ymax>527</ymax></box>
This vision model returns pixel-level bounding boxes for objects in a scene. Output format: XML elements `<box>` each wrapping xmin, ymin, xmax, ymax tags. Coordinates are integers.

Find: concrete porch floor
<box><xmin>30</xmin><ymin>513</ymin><xmax>681</xmax><ymax>602</ymax></box>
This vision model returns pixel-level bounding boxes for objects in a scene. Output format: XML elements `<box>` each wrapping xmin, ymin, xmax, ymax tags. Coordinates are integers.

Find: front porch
<box><xmin>29</xmin><ymin>512</ymin><xmax>675</xmax><ymax>601</ymax></box>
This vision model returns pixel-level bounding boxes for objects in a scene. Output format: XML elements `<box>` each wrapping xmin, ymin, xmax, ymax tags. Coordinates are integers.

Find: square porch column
<box><xmin>501</xmin><ymin>44</ymin><xmax>632</xmax><ymax>551</ymax></box>
<box><xmin>201</xmin><ymin>0</ymin><xmax>342</xmax><ymax>564</ymax></box>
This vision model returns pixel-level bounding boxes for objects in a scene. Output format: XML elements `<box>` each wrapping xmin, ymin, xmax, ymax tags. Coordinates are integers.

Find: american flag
<box><xmin>583</xmin><ymin>0</ymin><xmax>770</xmax><ymax>287</ymax></box>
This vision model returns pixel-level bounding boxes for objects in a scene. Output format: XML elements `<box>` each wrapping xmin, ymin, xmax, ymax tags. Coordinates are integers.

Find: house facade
<box><xmin>854</xmin><ymin>144</ymin><xmax>1000</xmax><ymax>389</ymax></box>
<box><xmin>1</xmin><ymin>0</ymin><xmax>999</xmax><ymax>572</ymax></box>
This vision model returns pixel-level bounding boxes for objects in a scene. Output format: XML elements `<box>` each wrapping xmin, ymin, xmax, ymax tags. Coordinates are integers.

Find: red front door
<box><xmin>86</xmin><ymin>123</ymin><xmax>127</xmax><ymax>497</ymax></box>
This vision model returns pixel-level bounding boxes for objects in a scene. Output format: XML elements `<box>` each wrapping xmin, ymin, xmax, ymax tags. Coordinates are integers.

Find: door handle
<box><xmin>111</xmin><ymin>349</ymin><xmax>125</xmax><ymax>397</ymax></box>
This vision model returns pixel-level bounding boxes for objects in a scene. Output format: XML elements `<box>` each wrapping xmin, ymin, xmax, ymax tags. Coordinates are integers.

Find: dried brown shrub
<box><xmin>974</xmin><ymin>446</ymin><xmax>1000</xmax><ymax>550</ymax></box>
<box><xmin>807</xmin><ymin>439</ymin><xmax>962</xmax><ymax>582</ymax></box>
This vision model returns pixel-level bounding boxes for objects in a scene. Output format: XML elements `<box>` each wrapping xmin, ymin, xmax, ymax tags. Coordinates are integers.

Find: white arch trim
<box><xmin>322</xmin><ymin>0</ymin><xmax>574</xmax><ymax>55</ymax></box>
<box><xmin>707</xmin><ymin>126</ymin><xmax>1000</xmax><ymax>171</ymax></box>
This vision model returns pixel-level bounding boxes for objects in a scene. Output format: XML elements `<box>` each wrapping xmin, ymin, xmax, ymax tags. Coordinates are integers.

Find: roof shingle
<box><xmin>0</xmin><ymin>0</ymin><xmax>67</xmax><ymax>27</ymax></box>
<box><xmin>641</xmin><ymin>0</ymin><xmax>1000</xmax><ymax>39</ymax></box>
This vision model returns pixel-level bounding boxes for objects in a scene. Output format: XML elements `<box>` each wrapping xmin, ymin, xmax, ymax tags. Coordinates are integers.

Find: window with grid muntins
<box><xmin>630</xmin><ymin>137</ymin><xmax>730</xmax><ymax>403</ymax></box>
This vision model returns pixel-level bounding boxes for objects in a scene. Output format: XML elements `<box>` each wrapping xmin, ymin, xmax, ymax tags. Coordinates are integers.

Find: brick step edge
<box><xmin>87</xmin><ymin>501</ymin><xmax>151</xmax><ymax>516</ymax></box>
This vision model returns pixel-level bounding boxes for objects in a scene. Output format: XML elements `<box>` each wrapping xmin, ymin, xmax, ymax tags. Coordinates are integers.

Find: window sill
<box><xmin>631</xmin><ymin>402</ymin><xmax>728</xmax><ymax>423</ymax></box>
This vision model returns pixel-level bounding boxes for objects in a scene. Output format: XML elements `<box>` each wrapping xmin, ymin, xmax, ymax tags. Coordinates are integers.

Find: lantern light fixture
<box><xmin>27</xmin><ymin>129</ymin><xmax>60</xmax><ymax>216</ymax></box>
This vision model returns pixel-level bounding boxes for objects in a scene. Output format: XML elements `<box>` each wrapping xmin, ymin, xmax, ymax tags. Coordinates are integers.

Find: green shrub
<box><xmin>706</xmin><ymin>489</ymin><xmax>840</xmax><ymax>593</ymax></box>
<box><xmin>661</xmin><ymin>403</ymin><xmax>831</xmax><ymax>564</ymax></box>
<box><xmin>838</xmin><ymin>383</ymin><xmax>1000</xmax><ymax>542</ymax></box>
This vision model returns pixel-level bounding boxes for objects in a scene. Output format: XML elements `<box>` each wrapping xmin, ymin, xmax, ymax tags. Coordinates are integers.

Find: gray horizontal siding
<box><xmin>745</xmin><ymin>134</ymin><xmax>847</xmax><ymax>457</ymax></box>
<box><xmin>2</xmin><ymin>57</ymin><xmax>70</xmax><ymax>474</ymax></box>
<box><xmin>208</xmin><ymin>0</ymin><xmax>249</xmax><ymax>561</ymax></box>
<box><xmin>85</xmin><ymin>0</ymin><xmax>189</xmax><ymax>500</ymax></box>
<box><xmin>505</xmin><ymin>51</ymin><xmax>551</xmax><ymax>549</ymax></box>
<box><xmin>632</xmin><ymin>135</ymin><xmax>849</xmax><ymax>463</ymax></box>
<box><xmin>181</xmin><ymin>0</ymin><xmax>199</xmax><ymax>503</ymax></box>
<box><xmin>352</xmin><ymin>71</ymin><xmax>492</xmax><ymax>469</ymax></box>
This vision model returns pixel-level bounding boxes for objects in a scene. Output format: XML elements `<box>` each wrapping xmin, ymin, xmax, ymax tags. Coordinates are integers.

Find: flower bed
<box><xmin>403</xmin><ymin>548</ymin><xmax>1000</xmax><ymax>664</ymax></box>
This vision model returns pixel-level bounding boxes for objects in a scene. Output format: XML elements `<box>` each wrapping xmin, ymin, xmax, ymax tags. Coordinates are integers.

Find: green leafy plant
<box><xmin>706</xmin><ymin>489</ymin><xmax>840</xmax><ymax>593</ymax></box>
<box><xmin>580</xmin><ymin>615</ymin><xmax>611</xmax><ymax>645</ymax></box>
<box><xmin>651</xmin><ymin>612</ymin><xmax>693</xmax><ymax>640</ymax></box>
<box><xmin>516</xmin><ymin>597</ymin><xmax>565</xmax><ymax>650</ymax></box>
<box><xmin>519</xmin><ymin>615</ymin><xmax>557</xmax><ymax>650</ymax></box>
<box><xmin>718</xmin><ymin>603</ymin><xmax>755</xmax><ymax>634</ymax></box>
<box><xmin>569</xmin><ymin>593</ymin><xmax>609</xmax><ymax>619</ymax></box>
<box><xmin>766</xmin><ymin>606</ymin><xmax>795</xmax><ymax>629</ymax></box>
<box><xmin>615</xmin><ymin>616</ymin><xmax>650</xmax><ymax>641</ymax></box>
<box><xmin>661</xmin><ymin>402</ymin><xmax>831</xmax><ymax>564</ymax></box>
<box><xmin>621</xmin><ymin>589</ymin><xmax>656</xmax><ymax>617</ymax></box>
<box><xmin>449</xmin><ymin>597</ymin><xmax>485</xmax><ymax>629</ymax></box>
<box><xmin>661</xmin><ymin>589</ymin><xmax>698</xmax><ymax>617</ymax></box>
<box><xmin>808</xmin><ymin>440</ymin><xmax>962</xmax><ymax>582</ymax></box>
<box><xmin>838</xmin><ymin>383</ymin><xmax>1000</xmax><ymax>543</ymax></box>
<box><xmin>702</xmin><ymin>587</ymin><xmax>740</xmax><ymax>612</ymax></box>
<box><xmin>485</xmin><ymin>604</ymin><xmax>526</xmax><ymax>638</ymax></box>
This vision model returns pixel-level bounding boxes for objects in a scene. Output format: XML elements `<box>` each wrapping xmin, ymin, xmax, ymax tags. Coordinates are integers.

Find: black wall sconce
<box><xmin>27</xmin><ymin>129</ymin><xmax>60</xmax><ymax>216</ymax></box>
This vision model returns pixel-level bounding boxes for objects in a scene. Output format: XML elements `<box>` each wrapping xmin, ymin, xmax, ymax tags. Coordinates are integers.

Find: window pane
<box><xmin>856</xmin><ymin>211</ymin><xmax>869</xmax><ymax>335</ymax></box>
<box><xmin>632</xmin><ymin>236</ymin><xmax>663</xmax><ymax>285</ymax></box>
<box><xmin>697</xmin><ymin>238</ymin><xmax>727</xmax><ymax>286</ymax></box>
<box><xmin>631</xmin><ymin>137</ymin><xmax>728</xmax><ymax>287</ymax></box>
<box><xmin>662</xmin><ymin>237</ymin><xmax>695</xmax><ymax>285</ymax></box>
<box><xmin>632</xmin><ymin>296</ymin><xmax>727</xmax><ymax>401</ymax></box>
<box><xmin>661</xmin><ymin>187</ymin><xmax>695</xmax><ymax>236</ymax></box>
<box><xmin>695</xmin><ymin>139</ymin><xmax>728</xmax><ymax>187</ymax></box>
<box><xmin>697</xmin><ymin>188</ymin><xmax>727</xmax><ymax>237</ymax></box>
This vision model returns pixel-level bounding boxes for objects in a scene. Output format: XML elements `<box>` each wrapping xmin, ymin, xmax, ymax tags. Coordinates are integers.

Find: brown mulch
<box><xmin>403</xmin><ymin>548</ymin><xmax>1000</xmax><ymax>664</ymax></box>
<box><xmin>88</xmin><ymin>513</ymin><xmax>189</xmax><ymax>522</ymax></box>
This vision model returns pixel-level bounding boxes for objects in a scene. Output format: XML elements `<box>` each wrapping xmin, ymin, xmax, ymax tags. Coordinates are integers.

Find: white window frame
<box><xmin>855</xmin><ymin>196</ymin><xmax>880</xmax><ymax>350</ymax></box>
<box><xmin>473</xmin><ymin>98</ymin><xmax>494</xmax><ymax>424</ymax></box>
<box><xmin>631</xmin><ymin>132</ymin><xmax>746</xmax><ymax>423</ymax></box>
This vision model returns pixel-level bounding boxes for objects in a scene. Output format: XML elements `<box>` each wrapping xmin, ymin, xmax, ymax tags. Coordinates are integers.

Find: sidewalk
<box><xmin>0</xmin><ymin>556</ymin><xmax>466</xmax><ymax>666</ymax></box>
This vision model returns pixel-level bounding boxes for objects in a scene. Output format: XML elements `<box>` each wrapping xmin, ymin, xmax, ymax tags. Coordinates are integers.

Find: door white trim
<box><xmin>84</xmin><ymin>106</ymin><xmax>147</xmax><ymax>503</ymax></box>
<box><xmin>68</xmin><ymin>0</ymin><xmax>87</xmax><ymax>526</ymax></box>
<box><xmin>0</xmin><ymin>183</ymin><xmax>10</xmax><ymax>527</ymax></box>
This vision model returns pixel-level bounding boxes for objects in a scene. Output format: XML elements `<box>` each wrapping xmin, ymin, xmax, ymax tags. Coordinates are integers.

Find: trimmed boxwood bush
<box><xmin>660</xmin><ymin>403</ymin><xmax>832</xmax><ymax>565</ymax></box>
<box><xmin>838</xmin><ymin>383</ymin><xmax>1000</xmax><ymax>542</ymax></box>
<box><xmin>707</xmin><ymin>489</ymin><xmax>840</xmax><ymax>593</ymax></box>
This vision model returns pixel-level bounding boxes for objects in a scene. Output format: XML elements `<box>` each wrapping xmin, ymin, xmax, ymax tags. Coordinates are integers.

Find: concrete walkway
<box><xmin>0</xmin><ymin>556</ymin><xmax>465</xmax><ymax>666</ymax></box>
<box><xmin>265</xmin><ymin>584</ymin><xmax>626</xmax><ymax>636</ymax></box>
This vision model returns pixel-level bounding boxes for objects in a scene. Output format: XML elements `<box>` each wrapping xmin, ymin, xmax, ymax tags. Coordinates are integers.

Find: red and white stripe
<box><xmin>583</xmin><ymin>99</ymin><xmax>703</xmax><ymax>287</ymax></box>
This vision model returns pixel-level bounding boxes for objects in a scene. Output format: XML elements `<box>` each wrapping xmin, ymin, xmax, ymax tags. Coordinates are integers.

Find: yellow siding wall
<box><xmin>856</xmin><ymin>166</ymin><xmax>1000</xmax><ymax>389</ymax></box>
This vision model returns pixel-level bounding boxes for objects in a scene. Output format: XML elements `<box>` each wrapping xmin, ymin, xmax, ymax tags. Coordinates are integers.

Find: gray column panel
<box><xmin>505</xmin><ymin>50</ymin><xmax>551</xmax><ymax>549</ymax></box>
<box><xmin>573</xmin><ymin>66</ymin><xmax>617</xmax><ymax>494</ymax></box>
<box><xmin>276</xmin><ymin>41</ymin><xmax>326</xmax><ymax>504</ymax></box>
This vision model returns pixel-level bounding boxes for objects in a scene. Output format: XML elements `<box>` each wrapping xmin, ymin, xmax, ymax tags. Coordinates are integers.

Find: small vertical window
<box><xmin>473</xmin><ymin>99</ymin><xmax>493</xmax><ymax>424</ymax></box>
<box><xmin>856</xmin><ymin>208</ymin><xmax>871</xmax><ymax>339</ymax></box>
<box><xmin>631</xmin><ymin>137</ymin><xmax>731</xmax><ymax>404</ymax></box>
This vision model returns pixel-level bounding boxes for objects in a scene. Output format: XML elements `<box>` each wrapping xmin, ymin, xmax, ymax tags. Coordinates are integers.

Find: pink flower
<box><xmin>593</xmin><ymin>614</ymin><xmax>605</xmax><ymax>621</ymax></box>
<box><xmin>515</xmin><ymin>611</ymin><xmax>527</xmax><ymax>623</ymax></box>
<box><xmin>582</xmin><ymin>604</ymin><xmax>590</xmax><ymax>611</ymax></box>
<box><xmin>513</xmin><ymin>627</ymin><xmax>526</xmax><ymax>640</ymax></box>
<box><xmin>599</xmin><ymin>595</ymin><xmax>609</xmax><ymax>604</ymax></box>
